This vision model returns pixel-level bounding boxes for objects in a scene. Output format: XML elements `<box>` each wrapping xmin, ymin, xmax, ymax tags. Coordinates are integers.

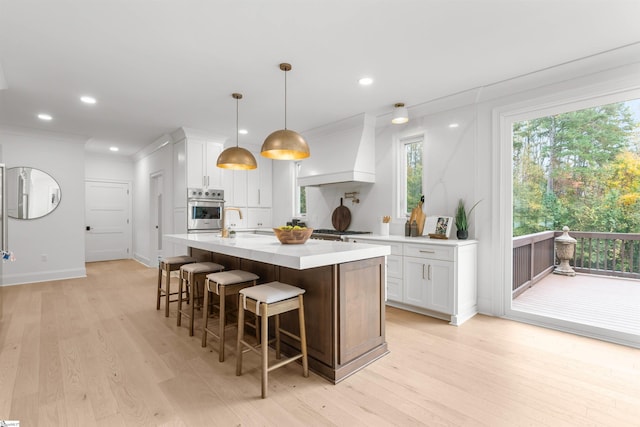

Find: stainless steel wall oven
<box><xmin>187</xmin><ymin>188</ymin><xmax>224</xmax><ymax>233</ymax></box>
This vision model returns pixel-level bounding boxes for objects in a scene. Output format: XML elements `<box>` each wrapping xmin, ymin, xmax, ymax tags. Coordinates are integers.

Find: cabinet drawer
<box><xmin>404</xmin><ymin>244</ymin><xmax>454</xmax><ymax>261</ymax></box>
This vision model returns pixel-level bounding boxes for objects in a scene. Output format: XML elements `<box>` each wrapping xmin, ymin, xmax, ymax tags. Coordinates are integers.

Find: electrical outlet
<box><xmin>41</xmin><ymin>254</ymin><xmax>48</xmax><ymax>262</ymax></box>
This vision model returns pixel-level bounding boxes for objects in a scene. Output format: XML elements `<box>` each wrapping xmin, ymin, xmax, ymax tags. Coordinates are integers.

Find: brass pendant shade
<box><xmin>261</xmin><ymin>129</ymin><xmax>309</xmax><ymax>160</ymax></box>
<box><xmin>217</xmin><ymin>93</ymin><xmax>257</xmax><ymax>170</ymax></box>
<box><xmin>261</xmin><ymin>63</ymin><xmax>310</xmax><ymax>160</ymax></box>
<box><xmin>216</xmin><ymin>146</ymin><xmax>257</xmax><ymax>170</ymax></box>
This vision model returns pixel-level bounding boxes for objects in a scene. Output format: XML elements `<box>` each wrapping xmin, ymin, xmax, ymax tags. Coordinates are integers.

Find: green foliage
<box><xmin>513</xmin><ymin>100</ymin><xmax>639</xmax><ymax>236</ymax></box>
<box><xmin>406</xmin><ymin>141</ymin><xmax>423</xmax><ymax>214</ymax></box>
<box><xmin>455</xmin><ymin>199</ymin><xmax>481</xmax><ymax>231</ymax></box>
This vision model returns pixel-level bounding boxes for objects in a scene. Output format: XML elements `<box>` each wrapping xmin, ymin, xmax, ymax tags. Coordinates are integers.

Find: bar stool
<box><xmin>177</xmin><ymin>262</ymin><xmax>225</xmax><ymax>336</ymax></box>
<box><xmin>236</xmin><ymin>281</ymin><xmax>308</xmax><ymax>399</ymax></box>
<box><xmin>201</xmin><ymin>270</ymin><xmax>260</xmax><ymax>362</ymax></box>
<box><xmin>157</xmin><ymin>255</ymin><xmax>197</xmax><ymax>317</ymax></box>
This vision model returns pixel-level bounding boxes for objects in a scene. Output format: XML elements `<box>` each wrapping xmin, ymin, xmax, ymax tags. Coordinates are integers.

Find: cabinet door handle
<box><xmin>419</xmin><ymin>250</ymin><xmax>436</xmax><ymax>254</ymax></box>
<box><xmin>422</xmin><ymin>264</ymin><xmax>426</xmax><ymax>279</ymax></box>
<box><xmin>258</xmin><ymin>189</ymin><xmax>261</xmax><ymax>205</ymax></box>
<box><xmin>428</xmin><ymin>264</ymin><xmax>432</xmax><ymax>280</ymax></box>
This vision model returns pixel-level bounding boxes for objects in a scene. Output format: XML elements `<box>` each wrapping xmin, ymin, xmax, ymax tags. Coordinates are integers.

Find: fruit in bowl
<box><xmin>273</xmin><ymin>226</ymin><xmax>314</xmax><ymax>244</ymax></box>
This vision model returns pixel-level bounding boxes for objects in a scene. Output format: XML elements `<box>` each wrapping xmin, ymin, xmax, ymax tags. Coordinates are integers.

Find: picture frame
<box><xmin>423</xmin><ymin>215</ymin><xmax>453</xmax><ymax>239</ymax></box>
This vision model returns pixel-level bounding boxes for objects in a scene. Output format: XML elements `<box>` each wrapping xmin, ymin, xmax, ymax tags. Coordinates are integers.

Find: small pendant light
<box><xmin>261</xmin><ymin>63</ymin><xmax>310</xmax><ymax>160</ymax></box>
<box><xmin>217</xmin><ymin>93</ymin><xmax>257</xmax><ymax>170</ymax></box>
<box><xmin>391</xmin><ymin>102</ymin><xmax>409</xmax><ymax>124</ymax></box>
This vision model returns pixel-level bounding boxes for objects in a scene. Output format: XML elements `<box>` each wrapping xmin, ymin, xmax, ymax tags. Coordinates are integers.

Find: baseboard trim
<box><xmin>1</xmin><ymin>268</ymin><xmax>87</xmax><ymax>286</ymax></box>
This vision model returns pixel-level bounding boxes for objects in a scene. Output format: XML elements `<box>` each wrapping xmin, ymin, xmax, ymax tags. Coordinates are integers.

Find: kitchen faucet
<box><xmin>221</xmin><ymin>207</ymin><xmax>243</xmax><ymax>237</ymax></box>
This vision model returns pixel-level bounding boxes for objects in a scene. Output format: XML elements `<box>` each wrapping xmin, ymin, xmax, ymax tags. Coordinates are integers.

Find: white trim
<box><xmin>396</xmin><ymin>134</ymin><xmax>424</xmax><ymax>220</ymax></box>
<box><xmin>1</xmin><ymin>267</ymin><xmax>87</xmax><ymax>286</ymax></box>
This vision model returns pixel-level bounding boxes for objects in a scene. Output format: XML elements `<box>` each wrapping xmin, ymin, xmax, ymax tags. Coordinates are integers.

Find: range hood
<box><xmin>297</xmin><ymin>113</ymin><xmax>376</xmax><ymax>186</ymax></box>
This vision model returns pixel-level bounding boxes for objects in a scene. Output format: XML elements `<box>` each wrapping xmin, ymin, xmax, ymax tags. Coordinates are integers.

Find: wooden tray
<box><xmin>428</xmin><ymin>233</ymin><xmax>448</xmax><ymax>240</ymax></box>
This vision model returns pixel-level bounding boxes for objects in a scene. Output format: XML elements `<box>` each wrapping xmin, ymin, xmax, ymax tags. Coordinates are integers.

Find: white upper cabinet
<box><xmin>247</xmin><ymin>154</ymin><xmax>272</xmax><ymax>207</ymax></box>
<box><xmin>187</xmin><ymin>139</ymin><xmax>224</xmax><ymax>189</ymax></box>
<box><xmin>223</xmin><ymin>169</ymin><xmax>247</xmax><ymax>207</ymax></box>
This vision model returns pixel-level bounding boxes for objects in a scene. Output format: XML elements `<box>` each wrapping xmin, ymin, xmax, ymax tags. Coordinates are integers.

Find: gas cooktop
<box><xmin>312</xmin><ymin>229</ymin><xmax>372</xmax><ymax>235</ymax></box>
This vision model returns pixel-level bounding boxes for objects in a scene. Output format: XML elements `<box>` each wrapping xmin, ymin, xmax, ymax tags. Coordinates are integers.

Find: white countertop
<box><xmin>343</xmin><ymin>234</ymin><xmax>478</xmax><ymax>246</ymax></box>
<box><xmin>164</xmin><ymin>233</ymin><xmax>391</xmax><ymax>270</ymax></box>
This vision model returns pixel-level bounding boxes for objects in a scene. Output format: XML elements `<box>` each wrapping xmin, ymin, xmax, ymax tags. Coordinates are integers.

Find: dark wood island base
<box><xmin>191</xmin><ymin>248</ymin><xmax>389</xmax><ymax>383</ymax></box>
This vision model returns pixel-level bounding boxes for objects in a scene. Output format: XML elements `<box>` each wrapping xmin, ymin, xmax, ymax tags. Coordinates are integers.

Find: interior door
<box><xmin>85</xmin><ymin>180</ymin><xmax>131</xmax><ymax>262</ymax></box>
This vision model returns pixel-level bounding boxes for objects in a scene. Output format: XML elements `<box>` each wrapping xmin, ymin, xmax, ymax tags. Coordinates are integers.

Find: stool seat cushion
<box><xmin>240</xmin><ymin>281</ymin><xmax>305</xmax><ymax>308</ymax></box>
<box><xmin>207</xmin><ymin>270</ymin><xmax>259</xmax><ymax>286</ymax></box>
<box><xmin>181</xmin><ymin>262</ymin><xmax>225</xmax><ymax>274</ymax></box>
<box><xmin>162</xmin><ymin>255</ymin><xmax>197</xmax><ymax>265</ymax></box>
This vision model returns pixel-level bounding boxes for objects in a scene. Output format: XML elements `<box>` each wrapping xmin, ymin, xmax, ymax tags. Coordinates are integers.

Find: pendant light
<box><xmin>391</xmin><ymin>102</ymin><xmax>409</xmax><ymax>124</ymax></box>
<box><xmin>217</xmin><ymin>93</ymin><xmax>257</xmax><ymax>170</ymax></box>
<box><xmin>261</xmin><ymin>63</ymin><xmax>310</xmax><ymax>160</ymax></box>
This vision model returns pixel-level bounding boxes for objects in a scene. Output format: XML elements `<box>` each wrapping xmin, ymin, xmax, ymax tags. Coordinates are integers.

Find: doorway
<box><xmin>85</xmin><ymin>180</ymin><xmax>131</xmax><ymax>262</ymax></box>
<box><xmin>150</xmin><ymin>172</ymin><xmax>163</xmax><ymax>267</ymax></box>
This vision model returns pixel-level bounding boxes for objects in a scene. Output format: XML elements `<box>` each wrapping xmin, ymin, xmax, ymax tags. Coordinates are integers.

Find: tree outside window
<box><xmin>295</xmin><ymin>162</ymin><xmax>306</xmax><ymax>217</ymax></box>
<box><xmin>512</xmin><ymin>99</ymin><xmax>640</xmax><ymax>237</ymax></box>
<box><xmin>400</xmin><ymin>136</ymin><xmax>423</xmax><ymax>217</ymax></box>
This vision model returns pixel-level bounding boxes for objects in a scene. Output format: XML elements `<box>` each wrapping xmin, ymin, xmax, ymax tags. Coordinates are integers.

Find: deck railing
<box><xmin>512</xmin><ymin>230</ymin><xmax>640</xmax><ymax>297</ymax></box>
<box><xmin>572</xmin><ymin>232</ymin><xmax>640</xmax><ymax>279</ymax></box>
<box><xmin>512</xmin><ymin>231</ymin><xmax>556</xmax><ymax>297</ymax></box>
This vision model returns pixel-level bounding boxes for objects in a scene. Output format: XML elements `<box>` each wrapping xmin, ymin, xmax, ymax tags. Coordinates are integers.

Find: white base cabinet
<box><xmin>346</xmin><ymin>236</ymin><xmax>477</xmax><ymax>326</ymax></box>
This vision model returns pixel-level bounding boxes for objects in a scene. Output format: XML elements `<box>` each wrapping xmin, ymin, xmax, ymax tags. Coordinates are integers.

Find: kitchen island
<box><xmin>164</xmin><ymin>233</ymin><xmax>391</xmax><ymax>383</ymax></box>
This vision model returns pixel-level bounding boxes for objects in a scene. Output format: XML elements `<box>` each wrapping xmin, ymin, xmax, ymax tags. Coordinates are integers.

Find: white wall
<box><xmin>0</xmin><ymin>127</ymin><xmax>87</xmax><ymax>285</ymax></box>
<box><xmin>85</xmin><ymin>152</ymin><xmax>134</xmax><ymax>182</ymax></box>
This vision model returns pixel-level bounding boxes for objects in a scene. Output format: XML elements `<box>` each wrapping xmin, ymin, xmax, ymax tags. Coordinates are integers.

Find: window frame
<box><xmin>396</xmin><ymin>134</ymin><xmax>424</xmax><ymax>219</ymax></box>
<box><xmin>293</xmin><ymin>161</ymin><xmax>307</xmax><ymax>219</ymax></box>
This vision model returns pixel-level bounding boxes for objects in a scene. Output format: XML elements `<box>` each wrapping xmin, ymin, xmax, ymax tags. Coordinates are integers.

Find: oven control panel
<box><xmin>188</xmin><ymin>188</ymin><xmax>224</xmax><ymax>200</ymax></box>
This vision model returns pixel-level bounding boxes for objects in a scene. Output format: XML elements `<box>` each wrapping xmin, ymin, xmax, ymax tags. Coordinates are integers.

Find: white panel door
<box><xmin>85</xmin><ymin>181</ymin><xmax>131</xmax><ymax>262</ymax></box>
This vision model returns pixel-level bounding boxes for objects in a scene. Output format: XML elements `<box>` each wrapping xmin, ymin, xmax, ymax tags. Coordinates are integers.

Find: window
<box><xmin>512</xmin><ymin>98</ymin><xmax>640</xmax><ymax>237</ymax></box>
<box><xmin>398</xmin><ymin>135</ymin><xmax>423</xmax><ymax>217</ymax></box>
<box><xmin>295</xmin><ymin>162</ymin><xmax>307</xmax><ymax>217</ymax></box>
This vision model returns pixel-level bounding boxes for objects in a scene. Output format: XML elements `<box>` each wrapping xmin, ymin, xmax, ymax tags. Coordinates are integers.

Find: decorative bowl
<box><xmin>273</xmin><ymin>227</ymin><xmax>314</xmax><ymax>244</ymax></box>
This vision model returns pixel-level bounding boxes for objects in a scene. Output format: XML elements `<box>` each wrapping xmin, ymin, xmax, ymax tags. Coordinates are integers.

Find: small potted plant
<box><xmin>455</xmin><ymin>199</ymin><xmax>480</xmax><ymax>240</ymax></box>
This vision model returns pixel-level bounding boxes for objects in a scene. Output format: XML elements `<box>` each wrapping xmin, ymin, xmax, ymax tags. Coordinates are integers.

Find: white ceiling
<box><xmin>1</xmin><ymin>0</ymin><xmax>639</xmax><ymax>157</ymax></box>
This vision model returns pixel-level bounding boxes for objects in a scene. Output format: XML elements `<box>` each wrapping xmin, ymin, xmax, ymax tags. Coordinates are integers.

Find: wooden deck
<box><xmin>512</xmin><ymin>272</ymin><xmax>640</xmax><ymax>336</ymax></box>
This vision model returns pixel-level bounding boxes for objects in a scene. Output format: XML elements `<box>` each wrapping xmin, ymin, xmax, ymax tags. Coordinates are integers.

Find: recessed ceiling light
<box><xmin>80</xmin><ymin>95</ymin><xmax>97</xmax><ymax>104</ymax></box>
<box><xmin>238</xmin><ymin>129</ymin><xmax>248</xmax><ymax>135</ymax></box>
<box><xmin>358</xmin><ymin>77</ymin><xmax>374</xmax><ymax>86</ymax></box>
<box><xmin>449</xmin><ymin>123</ymin><xmax>459</xmax><ymax>128</ymax></box>
<box><xmin>109</xmin><ymin>146</ymin><xmax>119</xmax><ymax>152</ymax></box>
<box><xmin>38</xmin><ymin>113</ymin><xmax>52</xmax><ymax>121</ymax></box>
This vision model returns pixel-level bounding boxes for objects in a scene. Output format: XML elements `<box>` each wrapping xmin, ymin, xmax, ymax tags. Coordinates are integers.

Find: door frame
<box><xmin>494</xmin><ymin>86</ymin><xmax>640</xmax><ymax>348</ymax></box>
<box><xmin>150</xmin><ymin>171</ymin><xmax>164</xmax><ymax>267</ymax></box>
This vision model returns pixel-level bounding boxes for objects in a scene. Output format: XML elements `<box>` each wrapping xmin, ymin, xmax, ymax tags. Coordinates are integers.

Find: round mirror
<box><xmin>7</xmin><ymin>167</ymin><xmax>62</xmax><ymax>219</ymax></box>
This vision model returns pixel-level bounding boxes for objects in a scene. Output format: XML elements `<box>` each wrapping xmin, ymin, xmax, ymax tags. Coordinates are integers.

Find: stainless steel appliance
<box><xmin>187</xmin><ymin>188</ymin><xmax>224</xmax><ymax>233</ymax></box>
<box><xmin>310</xmin><ymin>229</ymin><xmax>371</xmax><ymax>241</ymax></box>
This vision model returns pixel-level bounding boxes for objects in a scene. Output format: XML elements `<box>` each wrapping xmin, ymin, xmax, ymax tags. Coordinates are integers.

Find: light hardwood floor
<box><xmin>1</xmin><ymin>260</ymin><xmax>639</xmax><ymax>426</ymax></box>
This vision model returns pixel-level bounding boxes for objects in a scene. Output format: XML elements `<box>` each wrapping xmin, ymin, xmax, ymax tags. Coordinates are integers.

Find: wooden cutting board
<box><xmin>331</xmin><ymin>198</ymin><xmax>351</xmax><ymax>232</ymax></box>
<box><xmin>409</xmin><ymin>201</ymin><xmax>426</xmax><ymax>235</ymax></box>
